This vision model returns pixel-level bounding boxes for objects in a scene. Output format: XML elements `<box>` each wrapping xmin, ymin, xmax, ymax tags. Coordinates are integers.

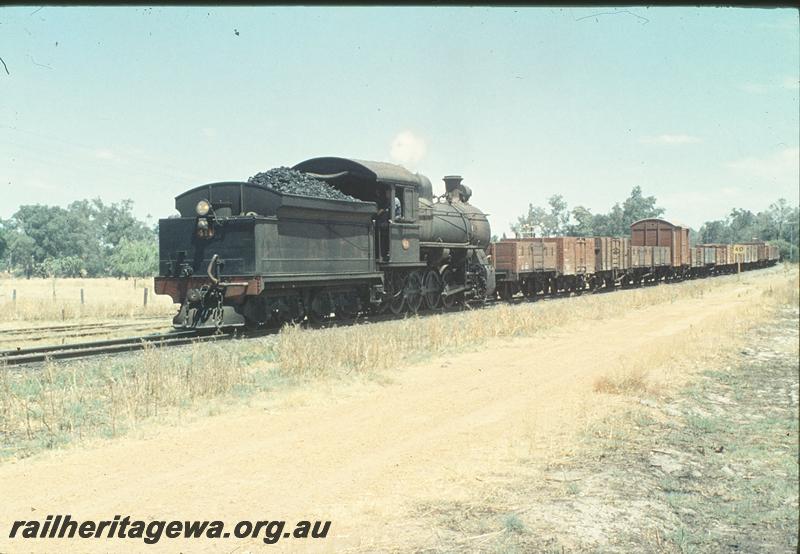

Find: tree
<box><xmin>546</xmin><ymin>195</ymin><xmax>570</xmax><ymax>236</ymax></box>
<box><xmin>3</xmin><ymin>198</ymin><xmax>157</xmax><ymax>277</ymax></box>
<box><xmin>6</xmin><ymin>205</ymin><xmax>95</xmax><ymax>271</ymax></box>
<box><xmin>728</xmin><ymin>208</ymin><xmax>757</xmax><ymax>242</ymax></box>
<box><xmin>109</xmin><ymin>238</ymin><xmax>159</xmax><ymax>278</ymax></box>
<box><xmin>512</xmin><ymin>194</ymin><xmax>570</xmax><ymax>237</ymax></box>
<box><xmin>0</xmin><ymin>219</ymin><xmax>8</xmax><ymax>264</ymax></box>
<box><xmin>622</xmin><ymin>186</ymin><xmax>665</xmax><ymax>226</ymax></box>
<box><xmin>68</xmin><ymin>198</ymin><xmax>154</xmax><ymax>268</ymax></box>
<box><xmin>6</xmin><ymin>233</ymin><xmax>37</xmax><ymax>278</ymax></box>
<box><xmin>698</xmin><ymin>220</ymin><xmax>729</xmax><ymax>243</ymax></box>
<box><xmin>512</xmin><ymin>203</ymin><xmax>546</xmax><ymax>237</ymax></box>
<box><xmin>592</xmin><ymin>203</ymin><xmax>625</xmax><ymax>236</ymax></box>
<box><xmin>512</xmin><ymin>187</ymin><xmax>665</xmax><ymax>238</ymax></box>
<box><xmin>567</xmin><ymin>206</ymin><xmax>595</xmax><ymax>236</ymax></box>
<box><xmin>768</xmin><ymin>199</ymin><xmax>794</xmax><ymax>242</ymax></box>
<box><xmin>41</xmin><ymin>256</ymin><xmax>85</xmax><ymax>278</ymax></box>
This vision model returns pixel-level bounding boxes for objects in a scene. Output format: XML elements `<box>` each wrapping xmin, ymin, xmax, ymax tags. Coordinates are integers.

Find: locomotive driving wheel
<box><xmin>422</xmin><ymin>269</ymin><xmax>442</xmax><ymax>309</ymax></box>
<box><xmin>441</xmin><ymin>267</ymin><xmax>459</xmax><ymax>309</ymax></box>
<box><xmin>404</xmin><ymin>271</ymin><xmax>423</xmax><ymax>314</ymax></box>
<box><xmin>388</xmin><ymin>272</ymin><xmax>406</xmax><ymax>315</ymax></box>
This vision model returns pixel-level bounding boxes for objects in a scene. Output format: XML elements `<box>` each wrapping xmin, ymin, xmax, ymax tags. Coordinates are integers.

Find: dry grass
<box><xmin>594</xmin><ymin>368</ymin><xmax>649</xmax><ymax>395</ymax></box>
<box><xmin>0</xmin><ymin>340</ymin><xmax>279</xmax><ymax>458</ymax></box>
<box><xmin>274</xmin><ymin>269</ymin><xmax>797</xmax><ymax>377</ymax></box>
<box><xmin>591</xmin><ymin>271</ymin><xmax>800</xmax><ymax>399</ymax></box>
<box><xmin>0</xmin><ymin>277</ymin><xmax>176</xmax><ymax>323</ymax></box>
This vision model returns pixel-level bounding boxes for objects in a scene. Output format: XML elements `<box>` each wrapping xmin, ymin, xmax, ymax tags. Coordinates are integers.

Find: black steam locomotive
<box><xmin>154</xmin><ymin>157</ymin><xmax>495</xmax><ymax>328</ymax></box>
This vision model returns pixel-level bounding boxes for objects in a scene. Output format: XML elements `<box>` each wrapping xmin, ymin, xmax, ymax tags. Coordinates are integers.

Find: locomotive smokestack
<box><xmin>443</xmin><ymin>175</ymin><xmax>463</xmax><ymax>193</ymax></box>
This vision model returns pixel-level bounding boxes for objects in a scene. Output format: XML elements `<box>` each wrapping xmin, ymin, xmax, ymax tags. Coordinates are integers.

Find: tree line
<box><xmin>0</xmin><ymin>199</ymin><xmax>158</xmax><ymax>278</ymax></box>
<box><xmin>509</xmin><ymin>186</ymin><xmax>799</xmax><ymax>261</ymax></box>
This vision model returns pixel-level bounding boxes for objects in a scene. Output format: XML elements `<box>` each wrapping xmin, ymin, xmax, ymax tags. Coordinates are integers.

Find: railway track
<box><xmin>0</xmin><ymin>302</ymin><xmax>477</xmax><ymax>368</ymax></box>
<box><xmin>0</xmin><ymin>317</ymin><xmax>167</xmax><ymax>338</ymax></box>
<box><xmin>0</xmin><ymin>268</ymin><xmax>771</xmax><ymax>368</ymax></box>
<box><xmin>0</xmin><ymin>330</ymin><xmax>236</xmax><ymax>367</ymax></box>
<box><xmin>0</xmin><ymin>325</ymin><xmax>172</xmax><ymax>347</ymax></box>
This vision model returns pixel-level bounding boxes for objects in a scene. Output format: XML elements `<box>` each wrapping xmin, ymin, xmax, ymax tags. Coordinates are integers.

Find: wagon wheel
<box><xmin>441</xmin><ymin>267</ymin><xmax>459</xmax><ymax>309</ymax></box>
<box><xmin>334</xmin><ymin>294</ymin><xmax>360</xmax><ymax>323</ymax></box>
<box><xmin>389</xmin><ymin>273</ymin><xmax>406</xmax><ymax>315</ymax></box>
<box><xmin>309</xmin><ymin>291</ymin><xmax>332</xmax><ymax>324</ymax></box>
<box><xmin>405</xmin><ymin>271</ymin><xmax>424</xmax><ymax>314</ymax></box>
<box><xmin>422</xmin><ymin>270</ymin><xmax>442</xmax><ymax>309</ymax></box>
<box><xmin>522</xmin><ymin>278</ymin><xmax>536</xmax><ymax>299</ymax></box>
<box><xmin>497</xmin><ymin>281</ymin><xmax>512</xmax><ymax>301</ymax></box>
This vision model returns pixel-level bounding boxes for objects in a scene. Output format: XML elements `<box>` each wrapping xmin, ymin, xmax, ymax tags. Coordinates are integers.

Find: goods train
<box><xmin>490</xmin><ymin>220</ymin><xmax>779</xmax><ymax>299</ymax></box>
<box><xmin>154</xmin><ymin>157</ymin><xmax>780</xmax><ymax>329</ymax></box>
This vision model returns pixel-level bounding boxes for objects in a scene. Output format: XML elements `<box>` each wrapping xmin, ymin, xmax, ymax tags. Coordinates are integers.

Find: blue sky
<box><xmin>1</xmin><ymin>6</ymin><xmax>798</xmax><ymax>234</ymax></box>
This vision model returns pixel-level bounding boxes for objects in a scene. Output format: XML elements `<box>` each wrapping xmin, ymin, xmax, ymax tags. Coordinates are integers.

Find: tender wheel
<box><xmin>309</xmin><ymin>291</ymin><xmax>332</xmax><ymax>324</ymax></box>
<box><xmin>275</xmin><ymin>297</ymin><xmax>305</xmax><ymax>326</ymax></box>
<box><xmin>405</xmin><ymin>271</ymin><xmax>423</xmax><ymax>314</ymax></box>
<box><xmin>422</xmin><ymin>270</ymin><xmax>442</xmax><ymax>309</ymax></box>
<box><xmin>334</xmin><ymin>293</ymin><xmax>361</xmax><ymax>322</ymax></box>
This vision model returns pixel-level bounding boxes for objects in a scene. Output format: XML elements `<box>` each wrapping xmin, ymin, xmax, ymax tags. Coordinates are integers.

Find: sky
<box><xmin>1</xmin><ymin>6</ymin><xmax>798</xmax><ymax>235</ymax></box>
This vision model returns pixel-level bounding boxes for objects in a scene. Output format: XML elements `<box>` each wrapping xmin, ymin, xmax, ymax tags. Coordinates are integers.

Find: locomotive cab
<box><xmin>292</xmin><ymin>157</ymin><xmax>425</xmax><ymax>268</ymax></box>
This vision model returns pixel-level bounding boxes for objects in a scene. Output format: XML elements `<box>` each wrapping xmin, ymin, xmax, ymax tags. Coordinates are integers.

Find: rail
<box><xmin>0</xmin><ymin>330</ymin><xmax>233</xmax><ymax>367</ymax></box>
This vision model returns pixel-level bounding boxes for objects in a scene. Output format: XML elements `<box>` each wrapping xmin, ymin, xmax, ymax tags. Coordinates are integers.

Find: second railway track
<box><xmin>0</xmin><ymin>330</ymin><xmax>236</xmax><ymax>367</ymax></box>
<box><xmin>0</xmin><ymin>317</ymin><xmax>168</xmax><ymax>337</ymax></box>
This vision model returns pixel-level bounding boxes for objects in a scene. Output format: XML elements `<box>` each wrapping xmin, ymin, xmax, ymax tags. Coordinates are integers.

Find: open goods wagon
<box><xmin>689</xmin><ymin>246</ymin><xmax>718</xmax><ymax>275</ymax></box>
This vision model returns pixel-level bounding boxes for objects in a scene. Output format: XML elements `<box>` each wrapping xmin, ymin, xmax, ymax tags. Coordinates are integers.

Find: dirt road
<box><xmin>0</xmin><ymin>272</ymin><xmax>788</xmax><ymax>553</ymax></box>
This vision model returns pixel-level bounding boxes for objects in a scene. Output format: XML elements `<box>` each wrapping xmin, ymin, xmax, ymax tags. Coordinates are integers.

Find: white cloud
<box><xmin>201</xmin><ymin>127</ymin><xmax>217</xmax><ymax>138</ymax></box>
<box><xmin>389</xmin><ymin>130</ymin><xmax>427</xmax><ymax>167</ymax></box>
<box><xmin>639</xmin><ymin>134</ymin><xmax>702</xmax><ymax>145</ymax></box>
<box><xmin>782</xmin><ymin>77</ymin><xmax>799</xmax><ymax>90</ymax></box>
<box><xmin>727</xmin><ymin>146</ymin><xmax>800</xmax><ymax>184</ymax></box>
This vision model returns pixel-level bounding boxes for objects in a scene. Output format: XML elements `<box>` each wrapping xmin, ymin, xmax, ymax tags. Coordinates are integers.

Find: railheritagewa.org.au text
<box><xmin>7</xmin><ymin>515</ymin><xmax>331</xmax><ymax>545</ymax></box>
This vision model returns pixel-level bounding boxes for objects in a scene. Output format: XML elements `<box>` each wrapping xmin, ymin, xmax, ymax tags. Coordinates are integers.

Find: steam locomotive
<box><xmin>154</xmin><ymin>157</ymin><xmax>495</xmax><ymax>328</ymax></box>
<box><xmin>155</xmin><ymin>156</ymin><xmax>780</xmax><ymax>330</ymax></box>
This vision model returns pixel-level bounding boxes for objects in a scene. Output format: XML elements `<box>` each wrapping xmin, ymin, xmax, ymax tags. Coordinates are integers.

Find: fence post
<box><xmin>12</xmin><ymin>289</ymin><xmax>16</xmax><ymax>309</ymax></box>
<box><xmin>61</xmin><ymin>308</ymin><xmax>65</xmax><ymax>321</ymax></box>
<box><xmin>80</xmin><ymin>288</ymin><xmax>85</xmax><ymax>305</ymax></box>
<box><xmin>52</xmin><ymin>279</ymin><xmax>56</xmax><ymax>300</ymax></box>
<box><xmin>143</xmin><ymin>287</ymin><xmax>148</xmax><ymax>307</ymax></box>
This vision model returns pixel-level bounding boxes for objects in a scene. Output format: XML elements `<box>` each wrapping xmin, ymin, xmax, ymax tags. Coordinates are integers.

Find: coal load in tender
<box><xmin>247</xmin><ymin>167</ymin><xmax>358</xmax><ymax>202</ymax></box>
